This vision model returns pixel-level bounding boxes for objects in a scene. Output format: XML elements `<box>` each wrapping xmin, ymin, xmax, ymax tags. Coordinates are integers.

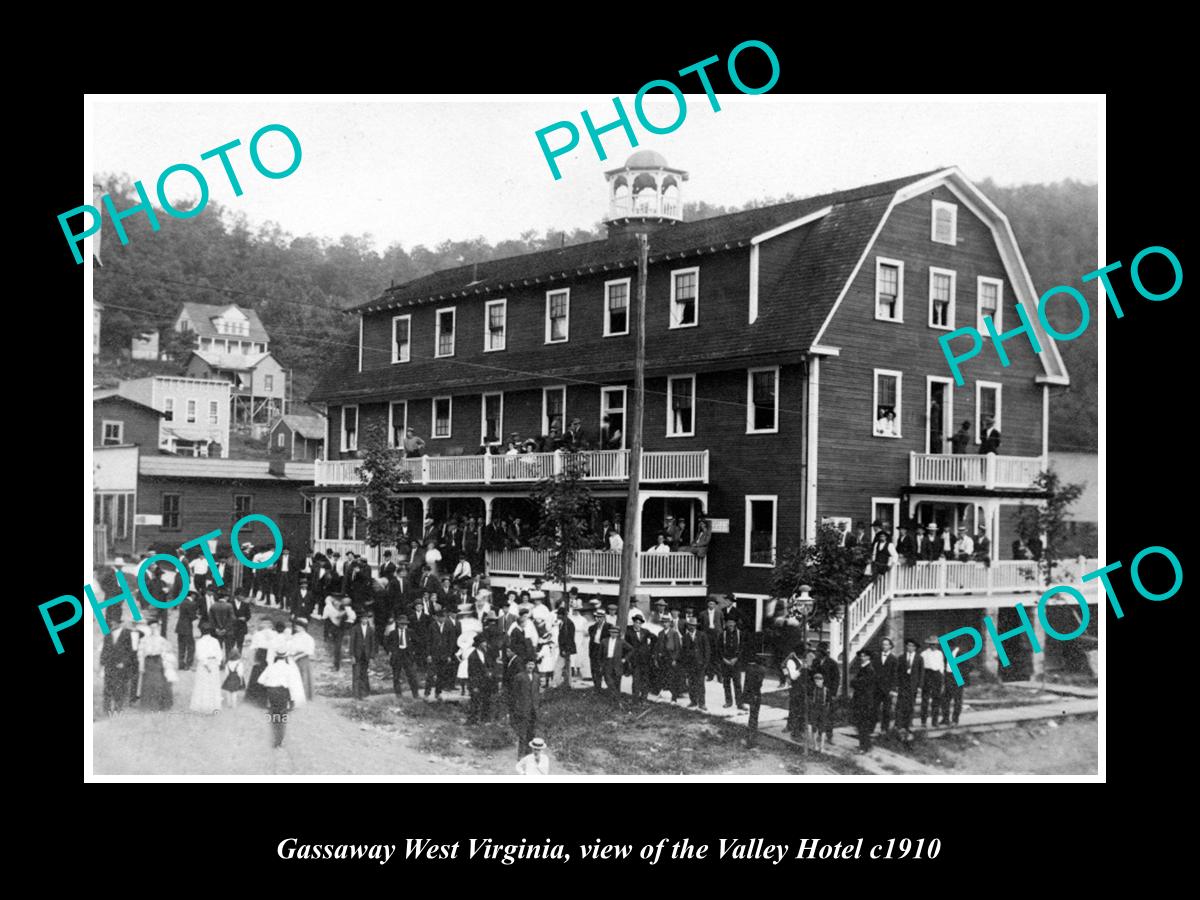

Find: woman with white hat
<box><xmin>137</xmin><ymin>613</ymin><xmax>177</xmax><ymax>711</ymax></box>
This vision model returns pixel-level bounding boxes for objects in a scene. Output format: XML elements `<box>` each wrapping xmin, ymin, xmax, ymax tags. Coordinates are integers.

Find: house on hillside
<box><xmin>270</xmin><ymin>413</ymin><xmax>326</xmax><ymax>460</ymax></box>
<box><xmin>173</xmin><ymin>302</ymin><xmax>270</xmax><ymax>356</ymax></box>
<box><xmin>93</xmin><ymin>390</ymin><xmax>164</xmax><ymax>449</ymax></box>
<box><xmin>118</xmin><ymin>375</ymin><xmax>231</xmax><ymax>458</ymax></box>
<box><xmin>131</xmin><ymin>330</ymin><xmax>160</xmax><ymax>360</ymax></box>
<box><xmin>184</xmin><ymin>349</ymin><xmax>287</xmax><ymax>434</ymax></box>
<box><xmin>307</xmin><ymin>152</ymin><xmax>1093</xmax><ymax>670</ymax></box>
<box><xmin>134</xmin><ymin>456</ymin><xmax>314</xmax><ymax>555</ymax></box>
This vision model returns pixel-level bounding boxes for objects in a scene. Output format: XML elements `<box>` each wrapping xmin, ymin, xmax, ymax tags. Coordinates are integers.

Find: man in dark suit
<box><xmin>175</xmin><ymin>592</ymin><xmax>199</xmax><ymax>670</ymax></box>
<box><xmin>681</xmin><ymin>617</ymin><xmax>711</xmax><ymax>710</ymax></box>
<box><xmin>919</xmin><ymin>523</ymin><xmax>943</xmax><ymax>561</ymax></box>
<box><xmin>424</xmin><ymin>607</ymin><xmax>458</xmax><ymax>700</ymax></box>
<box><xmin>277</xmin><ymin>548</ymin><xmax>301</xmax><ymax>613</ymax></box>
<box><xmin>851</xmin><ymin>649</ymin><xmax>878</xmax><ymax>751</ymax></box>
<box><xmin>508</xmin><ymin>657</ymin><xmax>540</xmax><ymax>756</ymax></box>
<box><xmin>599</xmin><ymin>624</ymin><xmax>633</xmax><ymax>702</ymax></box>
<box><xmin>812</xmin><ymin>641</ymin><xmax>840</xmax><ymax>744</ymax></box>
<box><xmin>875</xmin><ymin>637</ymin><xmax>899</xmax><ymax>733</ymax></box>
<box><xmin>716</xmin><ymin>617</ymin><xmax>745</xmax><ymax>709</ymax></box>
<box><xmin>350</xmin><ymin>614</ymin><xmax>377</xmax><ymax>700</ymax></box>
<box><xmin>699</xmin><ymin>598</ymin><xmax>724</xmax><ymax>680</ymax></box>
<box><xmin>557</xmin><ymin>606</ymin><xmax>576</xmax><ymax>688</ymax></box>
<box><xmin>100</xmin><ymin>611</ymin><xmax>136</xmax><ymax>714</ymax></box>
<box><xmin>208</xmin><ymin>591</ymin><xmax>235</xmax><ymax>656</ymax></box>
<box><xmin>387</xmin><ymin>614</ymin><xmax>421</xmax><ymax>699</ymax></box>
<box><xmin>654</xmin><ymin>614</ymin><xmax>683</xmax><ymax>700</ymax></box>
<box><xmin>466</xmin><ymin>634</ymin><xmax>494</xmax><ymax>724</ymax></box>
<box><xmin>231</xmin><ymin>592</ymin><xmax>253</xmax><ymax>653</ymax></box>
<box><xmin>626</xmin><ymin>612</ymin><xmax>655</xmax><ymax>701</ymax></box>
<box><xmin>421</xmin><ymin>516</ymin><xmax>439</xmax><ymax>547</ymax></box>
<box><xmin>742</xmin><ymin>651</ymin><xmax>770</xmax><ymax>748</ymax></box>
<box><xmin>978</xmin><ymin>414</ymin><xmax>1002</xmax><ymax>455</ymax></box>
<box><xmin>587</xmin><ymin>609</ymin><xmax>609</xmax><ymax>695</ymax></box>
<box><xmin>895</xmin><ymin>637</ymin><xmax>924</xmax><ymax>736</ymax></box>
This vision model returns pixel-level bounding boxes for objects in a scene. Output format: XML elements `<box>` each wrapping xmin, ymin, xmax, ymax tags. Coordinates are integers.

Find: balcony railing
<box><xmin>909</xmin><ymin>452</ymin><xmax>1044</xmax><ymax>490</ymax></box>
<box><xmin>486</xmin><ymin>548</ymin><xmax>706</xmax><ymax>586</ymax></box>
<box><xmin>314</xmin><ymin>449</ymin><xmax>709</xmax><ymax>487</ymax></box>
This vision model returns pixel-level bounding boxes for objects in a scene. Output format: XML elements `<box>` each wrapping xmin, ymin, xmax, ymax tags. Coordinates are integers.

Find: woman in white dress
<box><xmin>455</xmin><ymin>606</ymin><xmax>482</xmax><ymax>692</ymax></box>
<box><xmin>278</xmin><ymin>623</ymin><xmax>307</xmax><ymax>708</ymax></box>
<box><xmin>190</xmin><ymin>625</ymin><xmax>224</xmax><ymax>713</ymax></box>
<box><xmin>288</xmin><ymin>618</ymin><xmax>316</xmax><ymax>702</ymax></box>
<box><xmin>536</xmin><ymin>618</ymin><xmax>559</xmax><ymax>688</ymax></box>
<box><xmin>569</xmin><ymin>607</ymin><xmax>591</xmax><ymax>682</ymax></box>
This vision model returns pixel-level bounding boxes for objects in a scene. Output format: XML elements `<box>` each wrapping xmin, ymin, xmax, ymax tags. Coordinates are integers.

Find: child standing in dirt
<box><xmin>222</xmin><ymin>647</ymin><xmax>246</xmax><ymax>709</ymax></box>
<box><xmin>807</xmin><ymin>671</ymin><xmax>832</xmax><ymax>753</ymax></box>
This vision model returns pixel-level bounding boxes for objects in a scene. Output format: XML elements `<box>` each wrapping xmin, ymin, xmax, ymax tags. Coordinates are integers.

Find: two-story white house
<box><xmin>117</xmin><ymin>375</ymin><xmax>231</xmax><ymax>458</ymax></box>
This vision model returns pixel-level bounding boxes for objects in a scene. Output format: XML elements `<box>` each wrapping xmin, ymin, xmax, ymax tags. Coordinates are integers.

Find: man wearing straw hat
<box><xmin>515</xmin><ymin>737</ymin><xmax>550</xmax><ymax>776</ymax></box>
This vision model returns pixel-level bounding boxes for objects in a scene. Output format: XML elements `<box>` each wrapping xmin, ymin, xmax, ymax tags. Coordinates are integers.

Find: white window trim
<box><xmin>208</xmin><ymin>399</ymin><xmax>219</xmax><ymax>425</ymax></box>
<box><xmin>872</xmin><ymin>368</ymin><xmax>903</xmax><ymax>439</ymax></box>
<box><xmin>599</xmin><ymin>385</ymin><xmax>627</xmax><ymax>448</ymax></box>
<box><xmin>392</xmin><ymin>314</ymin><xmax>411</xmax><ymax>363</ymax></box>
<box><xmin>387</xmin><ymin>400</ymin><xmax>407</xmax><ymax>449</ymax></box>
<box><xmin>186</xmin><ymin>399</ymin><xmax>197</xmax><ymax>424</ymax></box>
<box><xmin>484</xmin><ymin>299</ymin><xmax>507</xmax><ymax>352</ymax></box>
<box><xmin>432</xmin><ymin>396</ymin><xmax>453</xmax><ymax>439</ymax></box>
<box><xmin>435</xmin><ymin>307</ymin><xmax>456</xmax><ymax>358</ymax></box>
<box><xmin>481</xmin><ymin>391</ymin><xmax>504</xmax><ymax>446</ymax></box>
<box><xmin>101</xmin><ymin>419</ymin><xmax>124</xmax><ymax>445</ymax></box>
<box><xmin>338</xmin><ymin>495</ymin><xmax>358</xmax><ymax>542</ymax></box>
<box><xmin>276</xmin><ymin>432</ymin><xmax>286</xmax><ymax>448</ymax></box>
<box><xmin>341</xmin><ymin>404</ymin><xmax>358</xmax><ymax>453</ymax></box>
<box><xmin>925</xmin><ymin>375</ymin><xmax>955</xmax><ymax>455</ymax></box>
<box><xmin>603</xmin><ymin>278</ymin><xmax>631</xmax><ymax>337</ymax></box>
<box><xmin>746</xmin><ymin>366</ymin><xmax>780</xmax><ymax>435</ymax></box>
<box><xmin>545</xmin><ymin>289</ymin><xmax>570</xmax><ymax>344</ymax></box>
<box><xmin>874</xmin><ymin>257</ymin><xmax>905</xmax><ymax>323</ymax></box>
<box><xmin>542</xmin><ymin>385</ymin><xmax>567</xmax><ymax>436</ymax></box>
<box><xmin>666</xmin><ymin>374</ymin><xmax>696</xmax><ymax>438</ymax></box>
<box><xmin>163</xmin><ymin>397</ymin><xmax>174</xmax><ymax>421</ymax></box>
<box><xmin>927</xmin><ymin>266</ymin><xmax>957</xmax><ymax>331</ymax></box>
<box><xmin>748</xmin><ymin>245</ymin><xmax>760</xmax><ymax>324</ymax></box>
<box><xmin>871</xmin><ymin>497</ymin><xmax>901</xmax><ymax>533</ymax></box>
<box><xmin>357</xmin><ymin>316</ymin><xmax>363</xmax><ymax>373</ymax></box>
<box><xmin>931</xmin><ymin>199</ymin><xmax>958</xmax><ymax>245</ymax></box>
<box><xmin>975</xmin><ymin>381</ymin><xmax>1002</xmax><ymax>444</ymax></box>
<box><xmin>744</xmin><ymin>494</ymin><xmax>778</xmax><ymax>568</ymax></box>
<box><xmin>669</xmin><ymin>266</ymin><xmax>700</xmax><ymax>330</ymax></box>
<box><xmin>977</xmin><ymin>276</ymin><xmax>1004</xmax><ymax>335</ymax></box>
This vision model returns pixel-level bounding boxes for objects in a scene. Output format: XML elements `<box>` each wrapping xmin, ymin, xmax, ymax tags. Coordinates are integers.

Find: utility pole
<box><xmin>616</xmin><ymin>233</ymin><xmax>648</xmax><ymax>676</ymax></box>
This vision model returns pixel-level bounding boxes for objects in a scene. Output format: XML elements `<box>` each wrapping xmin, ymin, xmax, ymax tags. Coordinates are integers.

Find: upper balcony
<box><xmin>314</xmin><ymin>449</ymin><xmax>709</xmax><ymax>488</ymax></box>
<box><xmin>909</xmin><ymin>452</ymin><xmax>1045</xmax><ymax>491</ymax></box>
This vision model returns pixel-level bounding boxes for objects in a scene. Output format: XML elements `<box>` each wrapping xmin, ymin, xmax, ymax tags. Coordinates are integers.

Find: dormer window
<box><xmin>931</xmin><ymin>200</ymin><xmax>958</xmax><ymax>245</ymax></box>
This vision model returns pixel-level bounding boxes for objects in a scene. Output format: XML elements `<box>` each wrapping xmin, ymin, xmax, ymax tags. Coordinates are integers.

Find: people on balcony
<box><xmin>688</xmin><ymin>518</ymin><xmax>712</xmax><ymax>558</ymax></box>
<box><xmin>952</xmin><ymin>528</ymin><xmax>975</xmax><ymax>561</ymax></box>
<box><xmin>950</xmin><ymin>420</ymin><xmax>972</xmax><ymax>454</ymax></box>
<box><xmin>647</xmin><ymin>533</ymin><xmax>670</xmax><ymax>553</ymax></box>
<box><xmin>868</xmin><ymin>521</ymin><xmax>898</xmax><ymax>576</ymax></box>
<box><xmin>978</xmin><ymin>414</ymin><xmax>1002</xmax><ymax>455</ymax></box>
<box><xmin>402</xmin><ymin>427</ymin><xmax>426</xmax><ymax>458</ymax></box>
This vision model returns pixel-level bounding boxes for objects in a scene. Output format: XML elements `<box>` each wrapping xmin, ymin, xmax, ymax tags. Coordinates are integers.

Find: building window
<box><xmin>302</xmin><ymin>496</ymin><xmax>313</xmax><ymax>515</ymax></box>
<box><xmin>928</xmin><ymin>267</ymin><xmax>956</xmax><ymax>330</ymax></box>
<box><xmin>163</xmin><ymin>398</ymin><xmax>174</xmax><ymax>422</ymax></box>
<box><xmin>600</xmin><ymin>386</ymin><xmax>626</xmax><ymax>450</ymax></box>
<box><xmin>481</xmin><ymin>392</ymin><xmax>503</xmax><ymax>445</ymax></box>
<box><xmin>875</xmin><ymin>258</ymin><xmax>904</xmax><ymax>322</ymax></box>
<box><xmin>667</xmin><ymin>375</ymin><xmax>695</xmax><ymax>437</ymax></box>
<box><xmin>746</xmin><ymin>367</ymin><xmax>779</xmax><ymax>434</ymax></box>
<box><xmin>264</xmin><ymin>374</ymin><xmax>275</xmax><ymax>392</ymax></box>
<box><xmin>744</xmin><ymin>495</ymin><xmax>777</xmax><ymax>567</ymax></box>
<box><xmin>162</xmin><ymin>493</ymin><xmax>181</xmax><ymax>531</ymax></box>
<box><xmin>234</xmin><ymin>494</ymin><xmax>252</xmax><ymax>517</ymax></box>
<box><xmin>485</xmin><ymin>300</ymin><xmax>507</xmax><ymax>352</ymax></box>
<box><xmin>276</xmin><ymin>432</ymin><xmax>286</xmax><ymax>448</ymax></box>
<box><xmin>976</xmin><ymin>381</ymin><xmax>1002</xmax><ymax>444</ymax></box>
<box><xmin>546</xmin><ymin>289</ymin><xmax>570</xmax><ymax>343</ymax></box>
<box><xmin>871</xmin><ymin>498</ymin><xmax>900</xmax><ymax>535</ymax></box>
<box><xmin>185</xmin><ymin>399</ymin><xmax>196</xmax><ymax>424</ymax></box>
<box><xmin>435</xmin><ymin>308</ymin><xmax>456</xmax><ymax>358</ymax></box>
<box><xmin>101</xmin><ymin>420</ymin><xmax>123</xmax><ymax>446</ymax></box>
<box><xmin>255</xmin><ymin>343</ymin><xmax>265</xmax><ymax>353</ymax></box>
<box><xmin>670</xmin><ymin>267</ymin><xmax>699</xmax><ymax>328</ymax></box>
<box><xmin>392</xmin><ymin>315</ymin><xmax>411</xmax><ymax>363</ymax></box>
<box><xmin>542</xmin><ymin>386</ymin><xmax>566</xmax><ymax>436</ymax></box>
<box><xmin>978</xmin><ymin>276</ymin><xmax>1003</xmax><ymax>333</ymax></box>
<box><xmin>604</xmin><ymin>278</ymin><xmax>630</xmax><ymax>337</ymax></box>
<box><xmin>433</xmin><ymin>397</ymin><xmax>452</xmax><ymax>439</ymax></box>
<box><xmin>208</xmin><ymin>400</ymin><xmax>219</xmax><ymax>425</ymax></box>
<box><xmin>340</xmin><ymin>498</ymin><xmax>356</xmax><ymax>541</ymax></box>
<box><xmin>341</xmin><ymin>405</ymin><xmax>358</xmax><ymax>452</ymax></box>
<box><xmin>931</xmin><ymin>199</ymin><xmax>958</xmax><ymax>245</ymax></box>
<box><xmin>873</xmin><ymin>369</ymin><xmax>902</xmax><ymax>438</ymax></box>
<box><xmin>388</xmin><ymin>400</ymin><xmax>407</xmax><ymax>449</ymax></box>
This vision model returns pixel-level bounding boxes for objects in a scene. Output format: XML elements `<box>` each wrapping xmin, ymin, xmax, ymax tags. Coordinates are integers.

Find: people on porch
<box><xmin>978</xmin><ymin>414</ymin><xmax>1002</xmax><ymax>454</ymax></box>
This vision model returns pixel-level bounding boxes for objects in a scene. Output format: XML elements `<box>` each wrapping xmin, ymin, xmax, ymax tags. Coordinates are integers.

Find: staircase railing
<box><xmin>829</xmin><ymin>568</ymin><xmax>895</xmax><ymax>661</ymax></box>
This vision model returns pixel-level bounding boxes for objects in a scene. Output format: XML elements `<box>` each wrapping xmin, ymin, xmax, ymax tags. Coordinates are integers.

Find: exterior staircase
<box><xmin>827</xmin><ymin>567</ymin><xmax>896</xmax><ymax>663</ymax></box>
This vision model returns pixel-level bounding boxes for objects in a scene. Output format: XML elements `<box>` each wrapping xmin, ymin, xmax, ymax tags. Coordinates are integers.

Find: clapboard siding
<box><xmin>816</xmin><ymin>185</ymin><xmax>1047</xmax><ymax>527</ymax></box>
<box><xmin>136</xmin><ymin>477</ymin><xmax>311</xmax><ymax>553</ymax></box>
<box><xmin>93</xmin><ymin>398</ymin><xmax>161</xmax><ymax>450</ymax></box>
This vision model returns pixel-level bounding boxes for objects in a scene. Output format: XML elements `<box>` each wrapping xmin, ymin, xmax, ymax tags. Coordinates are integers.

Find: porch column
<box><xmin>981</xmin><ymin>607</ymin><xmax>1000</xmax><ymax>677</ymax></box>
<box><xmin>885</xmin><ymin>604</ymin><xmax>903</xmax><ymax>645</ymax></box>
<box><xmin>418</xmin><ymin>495</ymin><xmax>431</xmax><ymax>523</ymax></box>
<box><xmin>482</xmin><ymin>495</ymin><xmax>495</xmax><ymax>524</ymax></box>
<box><xmin>1029</xmin><ymin>605</ymin><xmax>1046</xmax><ymax>679</ymax></box>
